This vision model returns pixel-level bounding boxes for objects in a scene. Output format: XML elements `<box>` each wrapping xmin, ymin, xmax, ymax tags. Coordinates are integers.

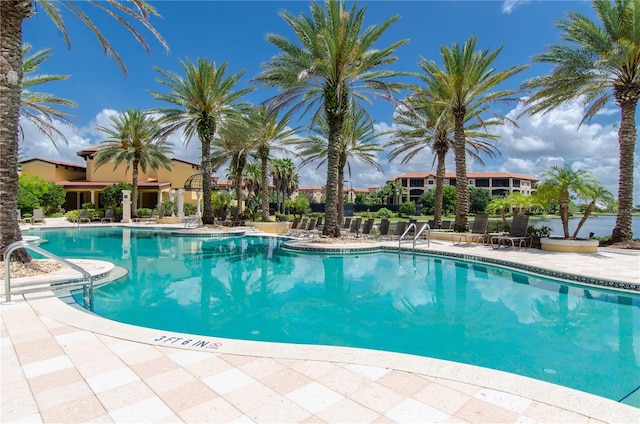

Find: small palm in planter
<box><xmin>536</xmin><ymin>165</ymin><xmax>614</xmax><ymax>252</ymax></box>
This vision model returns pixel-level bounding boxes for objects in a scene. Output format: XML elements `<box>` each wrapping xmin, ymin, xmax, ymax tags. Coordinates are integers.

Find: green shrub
<box><xmin>137</xmin><ymin>208</ymin><xmax>152</xmax><ymax>218</ymax></box>
<box><xmin>399</xmin><ymin>201</ymin><xmax>416</xmax><ymax>217</ymax></box>
<box><xmin>65</xmin><ymin>210</ymin><xmax>80</xmax><ymax>222</ymax></box>
<box><xmin>183</xmin><ymin>203</ymin><xmax>197</xmax><ymax>216</ymax></box>
<box><xmin>376</xmin><ymin>207</ymin><xmax>392</xmax><ymax>218</ymax></box>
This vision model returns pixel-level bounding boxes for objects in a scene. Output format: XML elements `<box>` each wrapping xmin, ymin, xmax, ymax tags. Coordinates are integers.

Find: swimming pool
<box><xmin>26</xmin><ymin>227</ymin><xmax>640</xmax><ymax>407</ymax></box>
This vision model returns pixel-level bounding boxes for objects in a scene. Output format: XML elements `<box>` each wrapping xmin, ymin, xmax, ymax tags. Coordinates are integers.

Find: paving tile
<box><xmin>184</xmin><ymin>355</ymin><xmax>233</xmax><ymax>379</ymax></box>
<box><xmin>348</xmin><ymin>382</ymin><xmax>406</xmax><ymax>415</ymax></box>
<box><xmin>129</xmin><ymin>355</ymin><xmax>180</xmax><ymax>379</ymax></box>
<box><xmin>22</xmin><ymin>355</ymin><xmax>73</xmax><ymax>379</ymax></box>
<box><xmin>474</xmin><ymin>388</ymin><xmax>532</xmax><ymax>414</ymax></box>
<box><xmin>178</xmin><ymin>397</ymin><xmax>243</xmax><ymax>423</ymax></box>
<box><xmin>202</xmin><ymin>368</ymin><xmax>255</xmax><ymax>396</ymax></box>
<box><xmin>2</xmin><ymin>375</ymin><xmax>32</xmax><ymax>402</ymax></box>
<box><xmin>167</xmin><ymin>349</ymin><xmax>215</xmax><ymax>367</ymax></box>
<box><xmin>385</xmin><ymin>397</ymin><xmax>451</xmax><ymax>423</ymax></box>
<box><xmin>54</xmin><ymin>330</ymin><xmax>96</xmax><ymax>345</ymax></box>
<box><xmin>376</xmin><ymin>369</ymin><xmax>431</xmax><ymax>396</ymax></box>
<box><xmin>247</xmin><ymin>396</ymin><xmax>312</xmax><ymax>423</ymax></box>
<box><xmin>223</xmin><ymin>381</ymin><xmax>281</xmax><ymax>413</ymax></box>
<box><xmin>259</xmin><ymin>367</ymin><xmax>314</xmax><ymax>396</ymax></box>
<box><xmin>1</xmin><ymin>393</ymin><xmax>39</xmax><ymax>422</ymax></box>
<box><xmin>108</xmin><ymin>396</ymin><xmax>174</xmax><ymax>423</ymax></box>
<box><xmin>8</xmin><ymin>412</ymin><xmax>43</xmax><ymax>423</ymax></box>
<box><xmin>96</xmin><ymin>381</ymin><xmax>156</xmax><ymax>411</ymax></box>
<box><xmin>85</xmin><ymin>367</ymin><xmax>140</xmax><ymax>394</ymax></box>
<box><xmin>27</xmin><ymin>367</ymin><xmax>84</xmax><ymax>394</ymax></box>
<box><xmin>118</xmin><ymin>345</ymin><xmax>164</xmax><ymax>366</ymax></box>
<box><xmin>286</xmin><ymin>382</ymin><xmax>344</xmax><ymax>414</ymax></box>
<box><xmin>33</xmin><ymin>380</ymin><xmax>93</xmax><ymax>411</ymax></box>
<box><xmin>73</xmin><ymin>355</ymin><xmax>128</xmax><ymax>379</ymax></box>
<box><xmin>414</xmin><ymin>381</ymin><xmax>472</xmax><ymax>414</ymax></box>
<box><xmin>317</xmin><ymin>366</ymin><xmax>372</xmax><ymax>396</ymax></box>
<box><xmin>454</xmin><ymin>397</ymin><xmax>521</xmax><ymax>423</ymax></box>
<box><xmin>157</xmin><ymin>380</ymin><xmax>218</xmax><ymax>413</ymax></box>
<box><xmin>345</xmin><ymin>363</ymin><xmax>391</xmax><ymax>381</ymax></box>
<box><xmin>283</xmin><ymin>359</ymin><xmax>342</xmax><ymax>380</ymax></box>
<box><xmin>315</xmin><ymin>398</ymin><xmax>381</xmax><ymax>423</ymax></box>
<box><xmin>39</xmin><ymin>395</ymin><xmax>106</xmax><ymax>423</ymax></box>
<box><xmin>237</xmin><ymin>357</ymin><xmax>286</xmax><ymax>380</ymax></box>
<box><xmin>144</xmin><ymin>367</ymin><xmax>197</xmax><ymax>393</ymax></box>
<box><xmin>13</xmin><ymin>344</ymin><xmax>66</xmax><ymax>365</ymax></box>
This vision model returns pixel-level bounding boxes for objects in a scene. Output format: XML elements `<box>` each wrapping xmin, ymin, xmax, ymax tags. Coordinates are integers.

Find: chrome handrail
<box><xmin>4</xmin><ymin>241</ymin><xmax>93</xmax><ymax>308</ymax></box>
<box><xmin>414</xmin><ymin>223</ymin><xmax>431</xmax><ymax>249</ymax></box>
<box><xmin>399</xmin><ymin>223</ymin><xmax>416</xmax><ymax>250</ymax></box>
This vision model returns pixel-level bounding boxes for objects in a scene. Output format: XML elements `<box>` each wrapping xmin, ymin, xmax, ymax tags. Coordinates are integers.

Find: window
<box><xmin>427</xmin><ymin>180</ymin><xmax>434</xmax><ymax>185</ymax></box>
<box><xmin>475</xmin><ymin>178</ymin><xmax>489</xmax><ymax>187</ymax></box>
<box><xmin>513</xmin><ymin>179</ymin><xmax>521</xmax><ymax>187</ymax></box>
<box><xmin>469</xmin><ymin>179</ymin><xmax>475</xmax><ymax>186</ymax></box>
<box><xmin>410</xmin><ymin>179</ymin><xmax>423</xmax><ymax>187</ymax></box>
<box><xmin>492</xmin><ymin>178</ymin><xmax>510</xmax><ymax>188</ymax></box>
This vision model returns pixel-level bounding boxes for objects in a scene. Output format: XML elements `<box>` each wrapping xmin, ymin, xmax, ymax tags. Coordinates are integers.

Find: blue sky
<box><xmin>21</xmin><ymin>0</ymin><xmax>639</xmax><ymax>201</ymax></box>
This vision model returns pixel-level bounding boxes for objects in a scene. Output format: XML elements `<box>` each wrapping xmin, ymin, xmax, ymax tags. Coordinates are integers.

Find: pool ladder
<box><xmin>399</xmin><ymin>222</ymin><xmax>431</xmax><ymax>253</ymax></box>
<box><xmin>3</xmin><ymin>241</ymin><xmax>95</xmax><ymax>309</ymax></box>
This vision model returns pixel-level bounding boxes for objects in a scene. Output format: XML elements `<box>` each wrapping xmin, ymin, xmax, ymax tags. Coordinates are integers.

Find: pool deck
<box><xmin>2</xmin><ymin>219</ymin><xmax>639</xmax><ymax>423</ymax></box>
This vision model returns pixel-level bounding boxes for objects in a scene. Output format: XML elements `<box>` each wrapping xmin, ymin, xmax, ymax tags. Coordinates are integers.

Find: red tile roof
<box><xmin>20</xmin><ymin>157</ymin><xmax>86</xmax><ymax>170</ymax></box>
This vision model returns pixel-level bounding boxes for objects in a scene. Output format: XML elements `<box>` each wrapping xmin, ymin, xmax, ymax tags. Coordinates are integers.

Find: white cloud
<box><xmin>501</xmin><ymin>0</ymin><xmax>532</xmax><ymax>14</ymax></box>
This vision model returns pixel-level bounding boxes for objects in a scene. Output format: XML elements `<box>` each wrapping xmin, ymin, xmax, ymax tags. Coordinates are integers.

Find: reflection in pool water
<box><xmin>27</xmin><ymin>228</ymin><xmax>640</xmax><ymax>407</ymax></box>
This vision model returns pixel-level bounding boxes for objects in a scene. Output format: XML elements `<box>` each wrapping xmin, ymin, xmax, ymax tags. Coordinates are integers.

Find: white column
<box><xmin>122</xmin><ymin>190</ymin><xmax>132</xmax><ymax>223</ymax></box>
<box><xmin>90</xmin><ymin>191</ymin><xmax>96</xmax><ymax>208</ymax></box>
<box><xmin>169</xmin><ymin>189</ymin><xmax>176</xmax><ymax>216</ymax></box>
<box><xmin>157</xmin><ymin>190</ymin><xmax>163</xmax><ymax>208</ymax></box>
<box><xmin>177</xmin><ymin>189</ymin><xmax>185</xmax><ymax>218</ymax></box>
<box><xmin>196</xmin><ymin>191</ymin><xmax>202</xmax><ymax>217</ymax></box>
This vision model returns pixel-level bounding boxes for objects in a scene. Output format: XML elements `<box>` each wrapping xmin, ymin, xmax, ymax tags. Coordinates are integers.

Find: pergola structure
<box><xmin>183</xmin><ymin>173</ymin><xmax>219</xmax><ymax>217</ymax></box>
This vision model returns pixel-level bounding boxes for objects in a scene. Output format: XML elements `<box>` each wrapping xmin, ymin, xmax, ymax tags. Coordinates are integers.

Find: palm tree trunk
<box><xmin>201</xmin><ymin>134</ymin><xmax>214</xmax><ymax>225</ymax></box>
<box><xmin>611</xmin><ymin>99</ymin><xmax>637</xmax><ymax>242</ymax></box>
<box><xmin>337</xmin><ymin>169</ymin><xmax>345</xmax><ymax>227</ymax></box>
<box><xmin>434</xmin><ymin>152</ymin><xmax>446</xmax><ymax>228</ymax></box>
<box><xmin>234</xmin><ymin>173</ymin><xmax>242</xmax><ymax>222</ymax></box>
<box><xmin>0</xmin><ymin>1</ymin><xmax>31</xmax><ymax>263</ymax></box>
<box><xmin>560</xmin><ymin>192</ymin><xmax>570</xmax><ymax>239</ymax></box>
<box><xmin>452</xmin><ymin>110</ymin><xmax>469</xmax><ymax>232</ymax></box>
<box><xmin>131</xmin><ymin>159</ymin><xmax>139</xmax><ymax>218</ymax></box>
<box><xmin>324</xmin><ymin>111</ymin><xmax>343</xmax><ymax>237</ymax></box>
<box><xmin>260</xmin><ymin>155</ymin><xmax>270</xmax><ymax>222</ymax></box>
<box><xmin>573</xmin><ymin>202</ymin><xmax>595</xmax><ymax>238</ymax></box>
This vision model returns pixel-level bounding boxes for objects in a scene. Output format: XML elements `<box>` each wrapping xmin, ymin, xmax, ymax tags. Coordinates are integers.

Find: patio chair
<box><xmin>376</xmin><ymin>218</ymin><xmax>390</xmax><ymax>239</ymax></box>
<box><xmin>79</xmin><ymin>209</ymin><xmax>91</xmax><ymax>223</ymax></box>
<box><xmin>453</xmin><ymin>214</ymin><xmax>489</xmax><ymax>245</ymax></box>
<box><xmin>348</xmin><ymin>217</ymin><xmax>362</xmax><ymax>237</ymax></box>
<box><xmin>490</xmin><ymin>215</ymin><xmax>531</xmax><ymax>249</ymax></box>
<box><xmin>342</xmin><ymin>217</ymin><xmax>352</xmax><ymax>230</ymax></box>
<box><xmin>440</xmin><ymin>220</ymin><xmax>452</xmax><ymax>230</ymax></box>
<box><xmin>32</xmin><ymin>208</ymin><xmax>45</xmax><ymax>225</ymax></box>
<box><xmin>394</xmin><ymin>221</ymin><xmax>408</xmax><ymax>238</ymax></box>
<box><xmin>361</xmin><ymin>218</ymin><xmax>375</xmax><ymax>237</ymax></box>
<box><xmin>290</xmin><ymin>217</ymin><xmax>300</xmax><ymax>230</ymax></box>
<box><xmin>307</xmin><ymin>217</ymin><xmax>317</xmax><ymax>231</ymax></box>
<box><xmin>101</xmin><ymin>209</ymin><xmax>115</xmax><ymax>223</ymax></box>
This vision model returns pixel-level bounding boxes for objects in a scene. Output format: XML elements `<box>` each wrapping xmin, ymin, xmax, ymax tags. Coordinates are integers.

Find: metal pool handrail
<box><xmin>4</xmin><ymin>241</ymin><xmax>94</xmax><ymax>308</ymax></box>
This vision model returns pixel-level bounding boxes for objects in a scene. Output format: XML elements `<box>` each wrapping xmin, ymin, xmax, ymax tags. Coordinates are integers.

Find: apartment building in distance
<box><xmin>389</xmin><ymin>172</ymin><xmax>538</xmax><ymax>203</ymax></box>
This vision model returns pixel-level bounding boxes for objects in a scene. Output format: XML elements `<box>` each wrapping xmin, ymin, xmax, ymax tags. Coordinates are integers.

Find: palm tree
<box><xmin>94</xmin><ymin>109</ymin><xmax>173</xmax><ymax>218</ymax></box>
<box><xmin>521</xmin><ymin>0</ymin><xmax>639</xmax><ymax>243</ymax></box>
<box><xmin>254</xmin><ymin>0</ymin><xmax>408</xmax><ymax>237</ymax></box>
<box><xmin>270</xmin><ymin>157</ymin><xmax>298</xmax><ymax>214</ymax></box>
<box><xmin>20</xmin><ymin>44</ymin><xmax>76</xmax><ymax>146</ymax></box>
<box><xmin>537</xmin><ymin>165</ymin><xmax>596</xmax><ymax>238</ymax></box>
<box><xmin>151</xmin><ymin>58</ymin><xmax>253</xmax><ymax>225</ymax></box>
<box><xmin>243</xmin><ymin>162</ymin><xmax>262</xmax><ymax>199</ymax></box>
<box><xmin>573</xmin><ymin>180</ymin><xmax>615</xmax><ymax>238</ymax></box>
<box><xmin>419</xmin><ymin>37</ymin><xmax>527</xmax><ymax>232</ymax></box>
<box><xmin>295</xmin><ymin>108</ymin><xmax>382</xmax><ymax>225</ymax></box>
<box><xmin>211</xmin><ymin>113</ymin><xmax>258</xmax><ymax>221</ymax></box>
<box><xmin>387</xmin><ymin>99</ymin><xmax>499</xmax><ymax>227</ymax></box>
<box><xmin>1</xmin><ymin>0</ymin><xmax>167</xmax><ymax>262</ymax></box>
<box><xmin>249</xmin><ymin>105</ymin><xmax>299</xmax><ymax>222</ymax></box>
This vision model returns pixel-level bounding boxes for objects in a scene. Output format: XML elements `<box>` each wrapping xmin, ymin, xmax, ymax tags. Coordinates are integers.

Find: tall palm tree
<box><xmin>20</xmin><ymin>44</ymin><xmax>76</xmax><ymax>146</ymax></box>
<box><xmin>521</xmin><ymin>0</ymin><xmax>639</xmax><ymax>243</ymax></box>
<box><xmin>295</xmin><ymin>107</ymin><xmax>382</xmax><ymax>225</ymax></box>
<box><xmin>242</xmin><ymin>162</ymin><xmax>262</xmax><ymax>199</ymax></box>
<box><xmin>270</xmin><ymin>157</ymin><xmax>298</xmax><ymax>213</ymax></box>
<box><xmin>94</xmin><ymin>109</ymin><xmax>173</xmax><ymax>218</ymax></box>
<box><xmin>537</xmin><ymin>165</ymin><xmax>595</xmax><ymax>238</ymax></box>
<box><xmin>255</xmin><ymin>0</ymin><xmax>408</xmax><ymax>237</ymax></box>
<box><xmin>249</xmin><ymin>105</ymin><xmax>299</xmax><ymax>222</ymax></box>
<box><xmin>211</xmin><ymin>113</ymin><xmax>258</xmax><ymax>221</ymax></box>
<box><xmin>573</xmin><ymin>181</ymin><xmax>615</xmax><ymax>238</ymax></box>
<box><xmin>387</xmin><ymin>99</ymin><xmax>499</xmax><ymax>227</ymax></box>
<box><xmin>1</xmin><ymin>0</ymin><xmax>167</xmax><ymax>262</ymax></box>
<box><xmin>151</xmin><ymin>58</ymin><xmax>253</xmax><ymax>225</ymax></box>
<box><xmin>419</xmin><ymin>36</ymin><xmax>527</xmax><ymax>232</ymax></box>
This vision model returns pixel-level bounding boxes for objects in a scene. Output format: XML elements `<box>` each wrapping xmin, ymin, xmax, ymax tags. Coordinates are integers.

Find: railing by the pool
<box><xmin>398</xmin><ymin>222</ymin><xmax>431</xmax><ymax>252</ymax></box>
<box><xmin>3</xmin><ymin>241</ymin><xmax>94</xmax><ymax>309</ymax></box>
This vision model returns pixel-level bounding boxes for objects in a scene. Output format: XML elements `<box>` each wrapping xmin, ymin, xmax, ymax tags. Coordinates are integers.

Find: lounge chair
<box><xmin>361</xmin><ymin>218</ymin><xmax>375</xmax><ymax>237</ymax></box>
<box><xmin>307</xmin><ymin>217</ymin><xmax>317</xmax><ymax>231</ymax></box>
<box><xmin>32</xmin><ymin>208</ymin><xmax>45</xmax><ymax>225</ymax></box>
<box><xmin>101</xmin><ymin>209</ymin><xmax>115</xmax><ymax>223</ymax></box>
<box><xmin>453</xmin><ymin>214</ymin><xmax>489</xmax><ymax>245</ymax></box>
<box><xmin>342</xmin><ymin>217</ymin><xmax>352</xmax><ymax>230</ymax></box>
<box><xmin>440</xmin><ymin>220</ymin><xmax>452</xmax><ymax>230</ymax></box>
<box><xmin>394</xmin><ymin>221</ymin><xmax>408</xmax><ymax>238</ymax></box>
<box><xmin>78</xmin><ymin>209</ymin><xmax>91</xmax><ymax>223</ymax></box>
<box><xmin>290</xmin><ymin>217</ymin><xmax>300</xmax><ymax>230</ymax></box>
<box><xmin>348</xmin><ymin>217</ymin><xmax>362</xmax><ymax>237</ymax></box>
<box><xmin>490</xmin><ymin>215</ymin><xmax>531</xmax><ymax>249</ymax></box>
<box><xmin>377</xmin><ymin>218</ymin><xmax>390</xmax><ymax>239</ymax></box>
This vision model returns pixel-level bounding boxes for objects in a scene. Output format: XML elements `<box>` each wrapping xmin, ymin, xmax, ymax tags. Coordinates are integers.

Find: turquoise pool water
<box><xmin>26</xmin><ymin>227</ymin><xmax>640</xmax><ymax>407</ymax></box>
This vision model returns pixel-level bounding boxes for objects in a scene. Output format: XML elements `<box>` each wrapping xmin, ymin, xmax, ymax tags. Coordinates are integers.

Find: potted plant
<box><xmin>536</xmin><ymin>165</ymin><xmax>614</xmax><ymax>252</ymax></box>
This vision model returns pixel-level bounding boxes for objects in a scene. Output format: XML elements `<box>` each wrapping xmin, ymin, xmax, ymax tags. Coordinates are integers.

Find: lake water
<box><xmin>528</xmin><ymin>215</ymin><xmax>640</xmax><ymax>238</ymax></box>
